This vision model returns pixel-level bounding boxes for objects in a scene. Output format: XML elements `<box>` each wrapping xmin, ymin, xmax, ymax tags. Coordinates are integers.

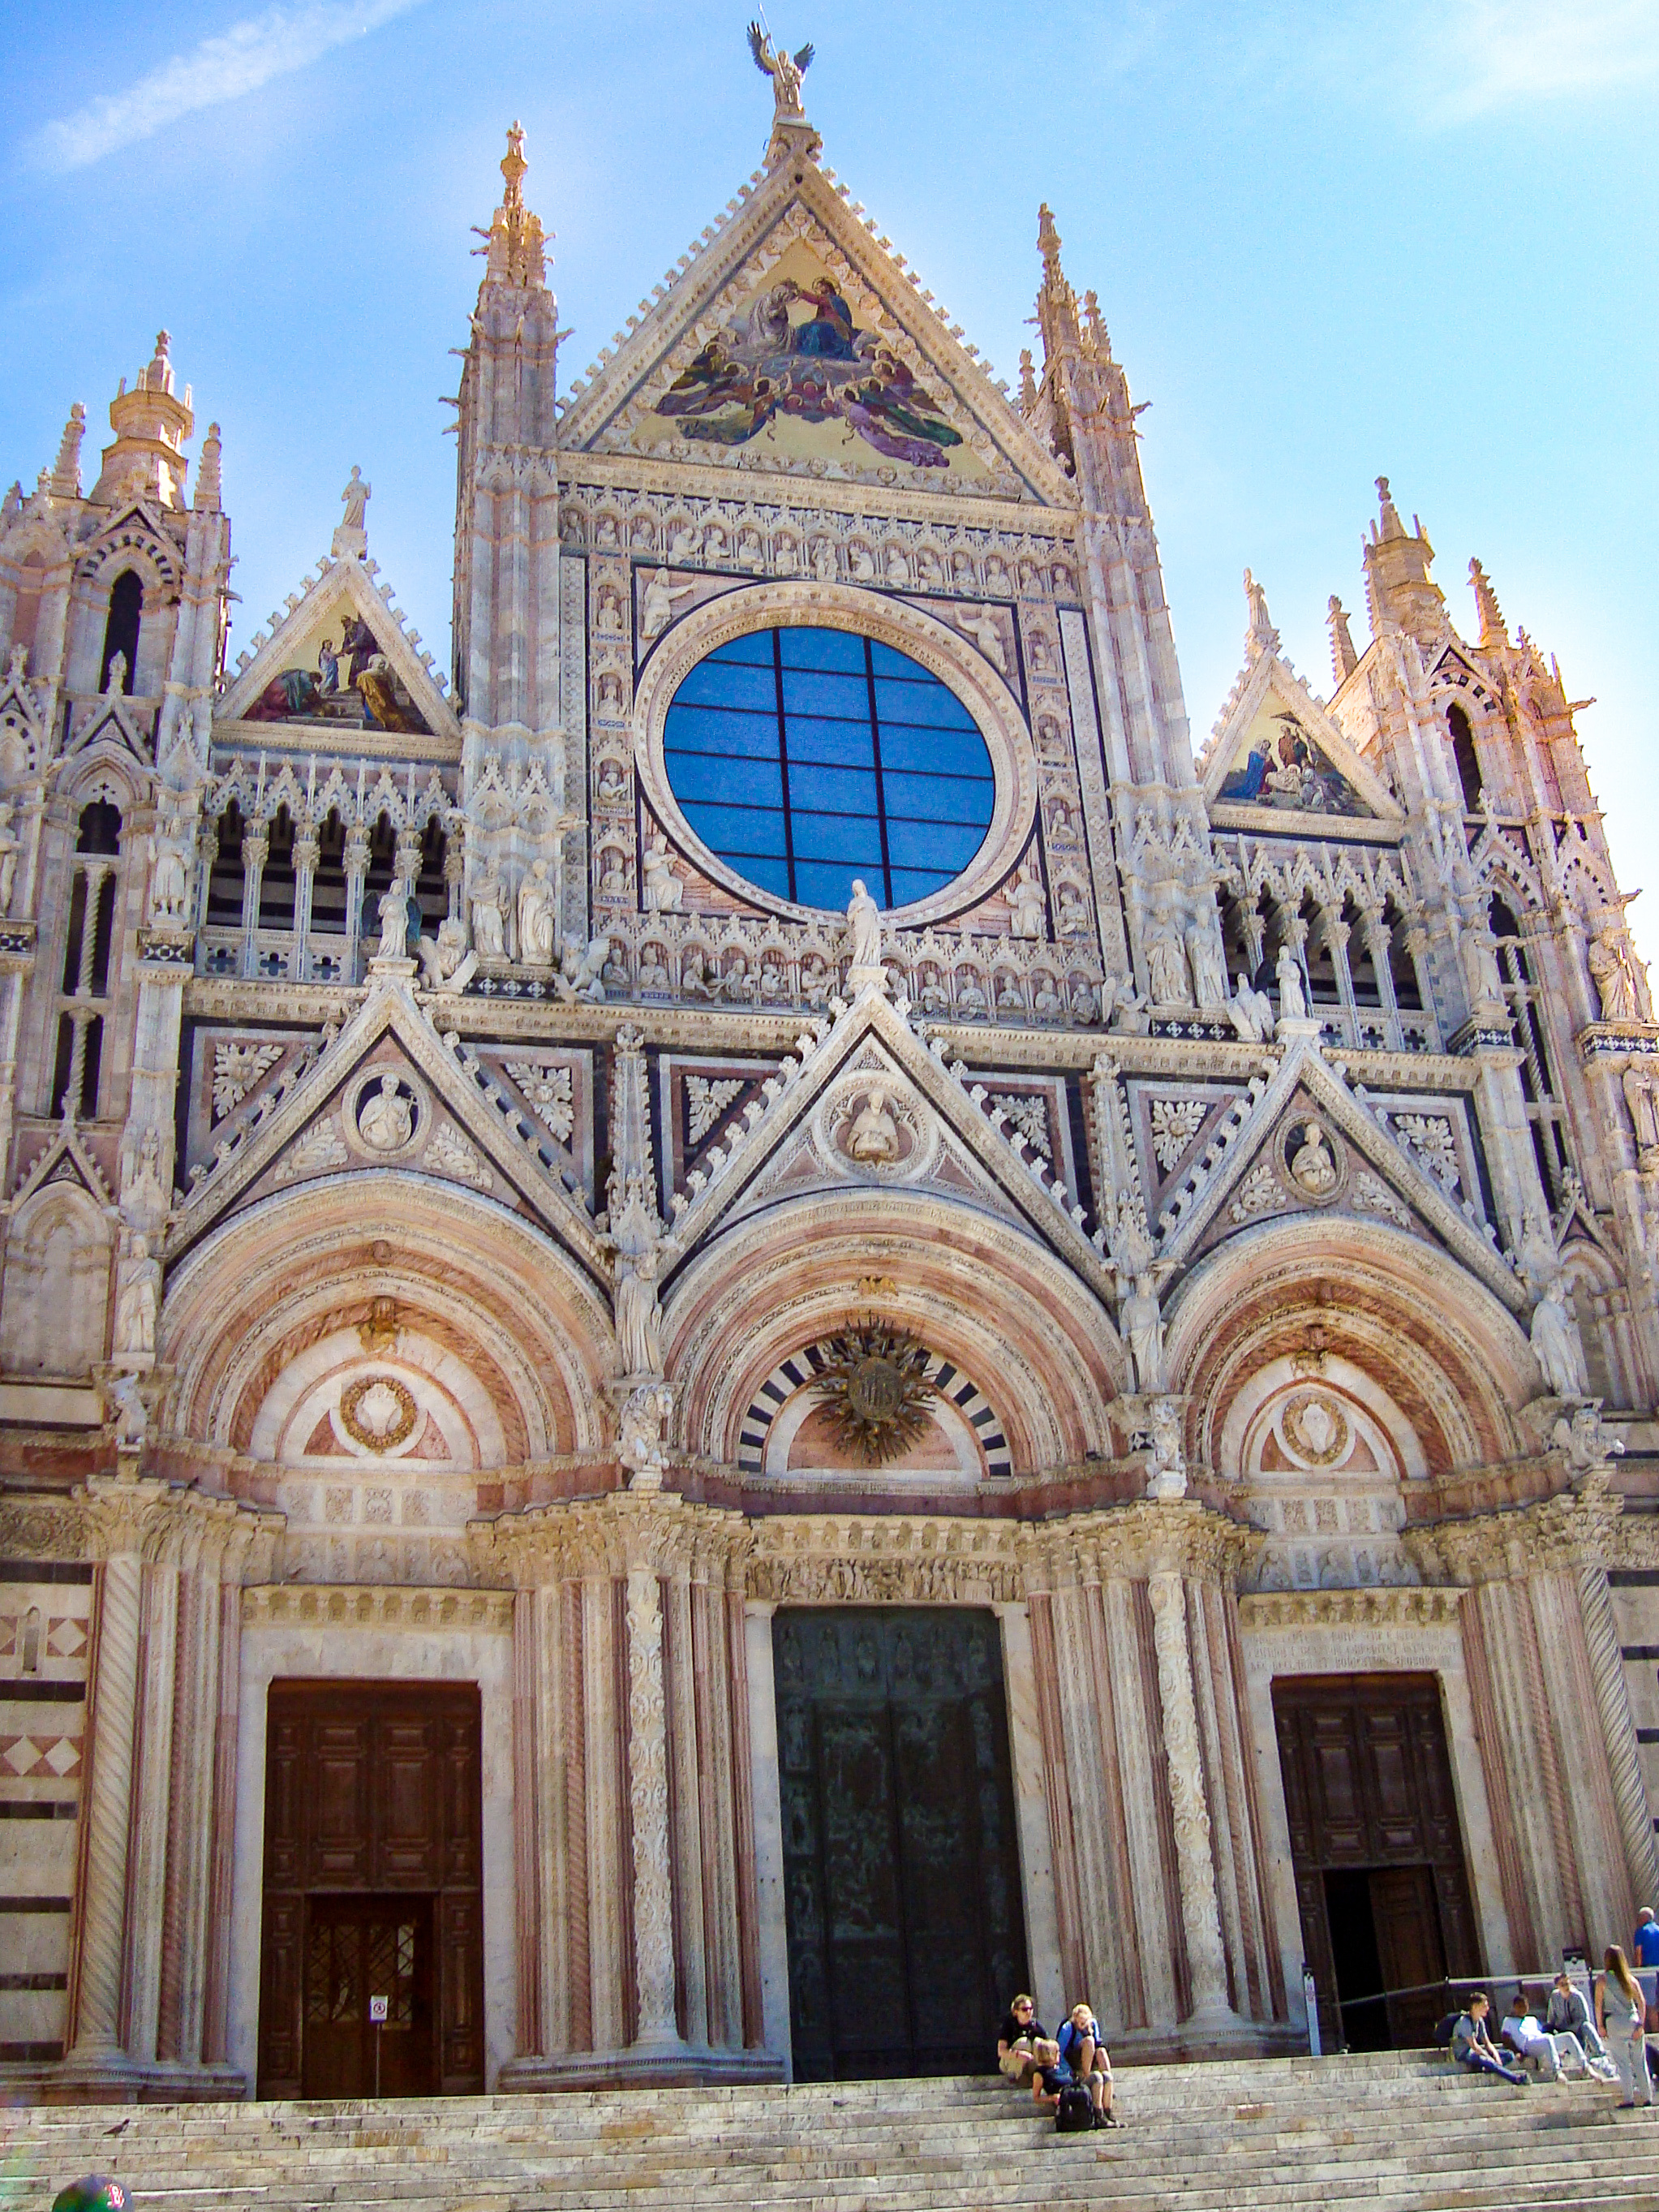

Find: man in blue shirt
<box><xmin>1635</xmin><ymin>1910</ymin><xmax>1659</xmax><ymax>1970</ymax></box>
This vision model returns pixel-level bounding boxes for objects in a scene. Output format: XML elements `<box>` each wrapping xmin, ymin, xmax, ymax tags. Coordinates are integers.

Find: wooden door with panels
<box><xmin>258</xmin><ymin>1680</ymin><xmax>484</xmax><ymax>2098</ymax></box>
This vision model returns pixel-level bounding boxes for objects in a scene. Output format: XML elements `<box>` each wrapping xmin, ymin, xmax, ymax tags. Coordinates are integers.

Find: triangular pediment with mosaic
<box><xmin>165</xmin><ymin>979</ymin><xmax>604</xmax><ymax>1275</ymax></box>
<box><xmin>1203</xmin><ymin>650</ymin><xmax>1399</xmax><ymax>825</ymax></box>
<box><xmin>561</xmin><ymin>169</ymin><xmax>1072</xmax><ymax>506</ymax></box>
<box><xmin>660</xmin><ymin>984</ymin><xmax>1114</xmax><ymax>1306</ymax></box>
<box><xmin>215</xmin><ymin>553</ymin><xmax>459</xmax><ymax>753</ymax></box>
<box><xmin>1153</xmin><ymin>1032</ymin><xmax>1522</xmax><ymax>1310</ymax></box>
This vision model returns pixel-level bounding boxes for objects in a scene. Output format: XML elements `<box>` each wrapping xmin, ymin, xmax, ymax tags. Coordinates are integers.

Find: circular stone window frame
<box><xmin>633</xmin><ymin>580</ymin><xmax>1040</xmax><ymax>931</ymax></box>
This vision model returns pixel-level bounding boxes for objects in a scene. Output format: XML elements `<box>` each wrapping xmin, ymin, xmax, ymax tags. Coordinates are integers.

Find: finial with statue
<box><xmin>748</xmin><ymin>20</ymin><xmax>814</xmax><ymax>118</ymax></box>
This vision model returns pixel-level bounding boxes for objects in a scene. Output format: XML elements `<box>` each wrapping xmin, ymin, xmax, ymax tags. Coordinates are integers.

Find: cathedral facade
<box><xmin>2</xmin><ymin>60</ymin><xmax>1659</xmax><ymax>2099</ymax></box>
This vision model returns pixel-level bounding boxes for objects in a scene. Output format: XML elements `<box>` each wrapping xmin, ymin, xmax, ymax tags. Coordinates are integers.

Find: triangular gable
<box><xmin>165</xmin><ymin>977</ymin><xmax>605</xmax><ymax>1276</ymax></box>
<box><xmin>1203</xmin><ymin>650</ymin><xmax>1399</xmax><ymax>824</ymax></box>
<box><xmin>560</xmin><ymin>162</ymin><xmax>1072</xmax><ymax>506</ymax></box>
<box><xmin>660</xmin><ymin>983</ymin><xmax>1115</xmax><ymax>1306</ymax></box>
<box><xmin>7</xmin><ymin>1114</ymin><xmax>116</xmax><ymax>1213</ymax></box>
<box><xmin>216</xmin><ymin>553</ymin><xmax>458</xmax><ymax>750</ymax></box>
<box><xmin>1154</xmin><ymin>1031</ymin><xmax>1524</xmax><ymax>1310</ymax></box>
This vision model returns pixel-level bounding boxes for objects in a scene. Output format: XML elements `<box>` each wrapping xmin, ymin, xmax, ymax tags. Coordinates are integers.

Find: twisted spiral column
<box><xmin>1147</xmin><ymin>1572</ymin><xmax>1233</xmax><ymax>2020</ymax></box>
<box><xmin>625</xmin><ymin>1563</ymin><xmax>677</xmax><ymax>2044</ymax></box>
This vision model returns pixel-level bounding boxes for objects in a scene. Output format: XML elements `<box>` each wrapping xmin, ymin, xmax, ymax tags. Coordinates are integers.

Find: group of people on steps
<box><xmin>1451</xmin><ymin>1910</ymin><xmax>1659</xmax><ymax>2107</ymax></box>
<box><xmin>996</xmin><ymin>1995</ymin><xmax>1120</xmax><ymax>2128</ymax></box>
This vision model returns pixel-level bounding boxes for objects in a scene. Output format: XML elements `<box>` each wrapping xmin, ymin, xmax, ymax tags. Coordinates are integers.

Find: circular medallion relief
<box><xmin>339</xmin><ymin>1373</ymin><xmax>419</xmax><ymax>1453</ymax></box>
<box><xmin>817</xmin><ymin>1073</ymin><xmax>939</xmax><ymax>1183</ymax></box>
<box><xmin>1280</xmin><ymin>1113</ymin><xmax>1344</xmax><ymax>1202</ymax></box>
<box><xmin>1279</xmin><ymin>1389</ymin><xmax>1352</xmax><ymax>1468</ymax></box>
<box><xmin>344</xmin><ymin>1069</ymin><xmax>428</xmax><ymax>1161</ymax></box>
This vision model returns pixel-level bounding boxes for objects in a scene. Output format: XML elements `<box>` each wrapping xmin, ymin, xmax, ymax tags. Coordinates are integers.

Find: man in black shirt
<box><xmin>997</xmin><ymin>1993</ymin><xmax>1062</xmax><ymax>2109</ymax></box>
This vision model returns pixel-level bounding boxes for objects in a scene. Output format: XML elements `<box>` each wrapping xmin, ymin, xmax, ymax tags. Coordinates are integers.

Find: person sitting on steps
<box><xmin>1056</xmin><ymin>2000</ymin><xmax>1120</xmax><ymax>2128</ymax></box>
<box><xmin>996</xmin><ymin>1994</ymin><xmax>1060</xmax><ymax>2111</ymax></box>
<box><xmin>1500</xmin><ymin>1987</ymin><xmax>1585</xmax><ymax>2081</ymax></box>
<box><xmin>1547</xmin><ymin>1969</ymin><xmax>1619</xmax><ymax>2081</ymax></box>
<box><xmin>1451</xmin><ymin>1992</ymin><xmax>1528</xmax><ymax>2085</ymax></box>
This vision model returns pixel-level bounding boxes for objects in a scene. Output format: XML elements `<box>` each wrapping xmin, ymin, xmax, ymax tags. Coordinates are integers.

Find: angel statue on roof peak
<box><xmin>749</xmin><ymin>21</ymin><xmax>814</xmax><ymax>118</ymax></box>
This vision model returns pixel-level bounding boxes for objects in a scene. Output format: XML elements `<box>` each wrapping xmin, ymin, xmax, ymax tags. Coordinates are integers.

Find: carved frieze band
<box><xmin>1237</xmin><ymin>1586</ymin><xmax>1466</xmax><ymax>1632</ymax></box>
<box><xmin>243</xmin><ymin>1582</ymin><xmax>514</xmax><ymax>1633</ymax></box>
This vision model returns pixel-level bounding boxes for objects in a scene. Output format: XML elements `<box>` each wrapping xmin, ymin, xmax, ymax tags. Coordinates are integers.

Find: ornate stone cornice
<box><xmin>1020</xmin><ymin>1497</ymin><xmax>1261</xmax><ymax>1591</ymax></box>
<box><xmin>1404</xmin><ymin>1474</ymin><xmax>1622</xmax><ymax>1585</ymax></box>
<box><xmin>1603</xmin><ymin>1506</ymin><xmax>1659</xmax><ymax>1572</ymax></box>
<box><xmin>471</xmin><ymin>1490</ymin><xmax>752</xmax><ymax>1585</ymax></box>
<box><xmin>1238</xmin><ymin>1586</ymin><xmax>1465</xmax><ymax>1633</ymax></box>
<box><xmin>746</xmin><ymin>1512</ymin><xmax>1024</xmax><ymax>1607</ymax></box>
<box><xmin>76</xmin><ymin>1478</ymin><xmax>282</xmax><ymax>1571</ymax></box>
<box><xmin>243</xmin><ymin>1582</ymin><xmax>514</xmax><ymax>1633</ymax></box>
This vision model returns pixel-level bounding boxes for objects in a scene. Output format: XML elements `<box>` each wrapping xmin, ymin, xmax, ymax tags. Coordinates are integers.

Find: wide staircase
<box><xmin>4</xmin><ymin>2051</ymin><xmax>1658</xmax><ymax>2212</ymax></box>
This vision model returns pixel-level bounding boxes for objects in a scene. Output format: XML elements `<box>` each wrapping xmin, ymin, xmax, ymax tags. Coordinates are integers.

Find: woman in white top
<box><xmin>1597</xmin><ymin>1944</ymin><xmax>1655</xmax><ymax>2107</ymax></box>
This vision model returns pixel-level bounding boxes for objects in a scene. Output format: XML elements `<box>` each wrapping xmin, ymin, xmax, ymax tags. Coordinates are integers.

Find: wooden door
<box><xmin>1273</xmin><ymin>1673</ymin><xmax>1478</xmax><ymax>2050</ymax></box>
<box><xmin>259</xmin><ymin>1681</ymin><xmax>484</xmax><ymax>2098</ymax></box>
<box><xmin>774</xmin><ymin>1608</ymin><xmax>1028</xmax><ymax>2081</ymax></box>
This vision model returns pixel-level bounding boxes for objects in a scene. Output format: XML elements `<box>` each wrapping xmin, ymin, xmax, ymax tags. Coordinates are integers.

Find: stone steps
<box><xmin>5</xmin><ymin>2054</ymin><xmax>1657</xmax><ymax>2212</ymax></box>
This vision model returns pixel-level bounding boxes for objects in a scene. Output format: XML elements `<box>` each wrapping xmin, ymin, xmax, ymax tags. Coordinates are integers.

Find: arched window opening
<box><xmin>360</xmin><ymin>812</ymin><xmax>397</xmax><ymax>943</ymax></box>
<box><xmin>101</xmin><ymin>569</ymin><xmax>143</xmax><ymax>695</ymax></box>
<box><xmin>1489</xmin><ymin>893</ymin><xmax>1572</xmax><ymax>1203</ymax></box>
<box><xmin>415</xmin><ymin>817</ymin><xmax>449</xmax><ymax>936</ymax></box>
<box><xmin>1382</xmin><ymin>898</ymin><xmax>1421</xmax><ymax>1011</ymax></box>
<box><xmin>207</xmin><ymin>802</ymin><xmax>245</xmax><ymax>925</ymax></box>
<box><xmin>259</xmin><ymin>806</ymin><xmax>297</xmax><ymax>932</ymax></box>
<box><xmin>311</xmin><ymin>810</ymin><xmax>349</xmax><ymax>936</ymax></box>
<box><xmin>1346</xmin><ymin>896</ymin><xmax>1382</xmax><ymax>1009</ymax></box>
<box><xmin>76</xmin><ymin>800</ymin><xmax>121</xmax><ymax>856</ymax></box>
<box><xmin>52</xmin><ymin>801</ymin><xmax>122</xmax><ymax>1119</ymax></box>
<box><xmin>1448</xmin><ymin>703</ymin><xmax>1482</xmax><ymax>813</ymax></box>
<box><xmin>1302</xmin><ymin>896</ymin><xmax>1339</xmax><ymax>1007</ymax></box>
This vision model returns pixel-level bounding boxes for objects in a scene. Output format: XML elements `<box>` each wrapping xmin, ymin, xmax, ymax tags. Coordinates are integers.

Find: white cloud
<box><xmin>1436</xmin><ymin>0</ymin><xmax>1659</xmax><ymax>115</ymax></box>
<box><xmin>31</xmin><ymin>0</ymin><xmax>428</xmax><ymax>171</ymax></box>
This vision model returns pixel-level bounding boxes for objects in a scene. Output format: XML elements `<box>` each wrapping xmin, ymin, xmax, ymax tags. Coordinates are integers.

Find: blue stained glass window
<box><xmin>663</xmin><ymin>626</ymin><xmax>995</xmax><ymax>910</ymax></box>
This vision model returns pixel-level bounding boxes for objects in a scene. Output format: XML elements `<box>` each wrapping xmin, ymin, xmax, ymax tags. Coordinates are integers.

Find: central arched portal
<box><xmin>773</xmin><ymin>1607</ymin><xmax>1029</xmax><ymax>2080</ymax></box>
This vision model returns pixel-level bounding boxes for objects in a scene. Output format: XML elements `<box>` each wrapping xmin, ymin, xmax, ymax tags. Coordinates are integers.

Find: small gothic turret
<box><xmin>1361</xmin><ymin>475</ymin><xmax>1443</xmax><ymax>648</ymax></box>
<box><xmin>1326</xmin><ymin>594</ymin><xmax>1360</xmax><ymax>686</ymax></box>
<box><xmin>89</xmin><ymin>330</ymin><xmax>194</xmax><ymax>509</ymax></box>
<box><xmin>1468</xmin><ymin>558</ymin><xmax>1508</xmax><ymax>653</ymax></box>
<box><xmin>452</xmin><ymin>124</ymin><xmax>563</xmax><ymax>743</ymax></box>
<box><xmin>50</xmin><ymin>404</ymin><xmax>85</xmax><ymax>501</ymax></box>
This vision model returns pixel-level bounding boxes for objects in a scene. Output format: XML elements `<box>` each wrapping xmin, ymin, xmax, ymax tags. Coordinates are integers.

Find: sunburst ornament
<box><xmin>814</xmin><ymin>1322</ymin><xmax>935</xmax><ymax>1465</ymax></box>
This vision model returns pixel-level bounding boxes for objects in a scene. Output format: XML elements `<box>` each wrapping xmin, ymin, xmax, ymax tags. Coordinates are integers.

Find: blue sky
<box><xmin>3</xmin><ymin>0</ymin><xmax>1656</xmax><ymax>958</ymax></box>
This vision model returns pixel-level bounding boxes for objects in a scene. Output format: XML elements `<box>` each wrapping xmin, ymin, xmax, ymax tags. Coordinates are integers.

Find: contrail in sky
<box><xmin>32</xmin><ymin>0</ymin><xmax>428</xmax><ymax>171</ymax></box>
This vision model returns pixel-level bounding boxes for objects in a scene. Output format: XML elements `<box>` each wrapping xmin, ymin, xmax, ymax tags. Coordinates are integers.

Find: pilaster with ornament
<box><xmin>1412</xmin><ymin>1483</ymin><xmax>1644</xmax><ymax>1964</ymax></box>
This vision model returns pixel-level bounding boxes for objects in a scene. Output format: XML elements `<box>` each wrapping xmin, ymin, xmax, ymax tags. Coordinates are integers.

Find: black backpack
<box><xmin>1055</xmin><ymin>2084</ymin><xmax>1094</xmax><ymax>2133</ymax></box>
<box><xmin>1433</xmin><ymin>2012</ymin><xmax>1460</xmax><ymax>2049</ymax></box>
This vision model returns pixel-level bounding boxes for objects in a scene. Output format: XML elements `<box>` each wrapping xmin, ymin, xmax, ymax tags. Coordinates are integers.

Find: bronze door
<box><xmin>1273</xmin><ymin>1673</ymin><xmax>1477</xmax><ymax>2051</ymax></box>
<box><xmin>259</xmin><ymin>1681</ymin><xmax>484</xmax><ymax>2098</ymax></box>
<box><xmin>774</xmin><ymin>1608</ymin><xmax>1028</xmax><ymax>2081</ymax></box>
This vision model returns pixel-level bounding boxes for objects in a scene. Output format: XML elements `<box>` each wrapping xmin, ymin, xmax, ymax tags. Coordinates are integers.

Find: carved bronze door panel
<box><xmin>774</xmin><ymin>1608</ymin><xmax>1028</xmax><ymax>2081</ymax></box>
<box><xmin>259</xmin><ymin>1681</ymin><xmax>484</xmax><ymax>2098</ymax></box>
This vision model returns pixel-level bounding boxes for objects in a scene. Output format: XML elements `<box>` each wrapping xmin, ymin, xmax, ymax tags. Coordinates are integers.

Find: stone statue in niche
<box><xmin>416</xmin><ymin>915</ymin><xmax>477</xmax><ymax>994</ymax></box>
<box><xmin>517</xmin><ymin>860</ymin><xmax>557</xmax><ymax>962</ymax></box>
<box><xmin>1588</xmin><ymin>928</ymin><xmax>1637</xmax><ymax>1022</ymax></box>
<box><xmin>596</xmin><ymin>760</ymin><xmax>628</xmax><ymax>806</ymax></box>
<box><xmin>1275</xmin><ymin>943</ymin><xmax>1307</xmax><ymax>1021</ymax></box>
<box><xmin>1145</xmin><ymin>1396</ymin><xmax>1187</xmax><ymax>1500</ymax></box>
<box><xmin>376</xmin><ymin>880</ymin><xmax>412</xmax><ymax>962</ymax></box>
<box><xmin>1531</xmin><ymin>1268</ymin><xmax>1588</xmax><ymax>1398</ymax></box>
<box><xmin>1185</xmin><ymin>923</ymin><xmax>1229</xmax><ymax>1010</ymax></box>
<box><xmin>1120</xmin><ymin>1270</ymin><xmax>1167</xmax><ymax>1394</ymax></box>
<box><xmin>846</xmin><ymin>1086</ymin><xmax>901</xmax><ymax>1166</ymax></box>
<box><xmin>112</xmin><ymin>1233</ymin><xmax>161</xmax><ymax>1359</ymax></box>
<box><xmin>1145</xmin><ymin>921</ymin><xmax>1190</xmax><ymax>1009</ymax></box>
<box><xmin>845</xmin><ymin>879</ymin><xmax>882</xmax><ymax>975</ymax></box>
<box><xmin>145</xmin><ymin>808</ymin><xmax>191</xmax><ymax>927</ymax></box>
<box><xmin>0</xmin><ymin>803</ymin><xmax>18</xmax><ymax>919</ymax></box>
<box><xmin>619</xmin><ymin>1379</ymin><xmax>676</xmax><ymax>1487</ymax></box>
<box><xmin>1624</xmin><ymin>1065</ymin><xmax>1659</xmax><ymax>1169</ymax></box>
<box><xmin>104</xmin><ymin>650</ymin><xmax>127</xmax><ymax>697</ymax></box>
<box><xmin>616</xmin><ymin>1229</ymin><xmax>674</xmax><ymax>1378</ymax></box>
<box><xmin>1008</xmin><ymin>866</ymin><xmax>1044</xmax><ymax>940</ymax></box>
<box><xmin>471</xmin><ymin>865</ymin><xmax>507</xmax><ymax>959</ymax></box>
<box><xmin>358</xmin><ymin>1074</ymin><xmax>415</xmax><ymax>1153</ymax></box>
<box><xmin>1459</xmin><ymin>918</ymin><xmax>1506</xmax><ymax>1012</ymax></box>
<box><xmin>558</xmin><ymin>934</ymin><xmax>609</xmax><ymax>1003</ymax></box>
<box><xmin>642</xmin><ymin>834</ymin><xmax>684</xmax><ymax>914</ymax></box>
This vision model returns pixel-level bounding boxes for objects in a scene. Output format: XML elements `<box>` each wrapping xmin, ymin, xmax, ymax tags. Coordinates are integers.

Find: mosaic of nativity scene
<box><xmin>0</xmin><ymin>32</ymin><xmax>1657</xmax><ymax>2111</ymax></box>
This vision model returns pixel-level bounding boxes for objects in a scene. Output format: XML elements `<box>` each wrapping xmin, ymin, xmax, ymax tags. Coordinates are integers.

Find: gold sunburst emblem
<box><xmin>814</xmin><ymin>1321</ymin><xmax>935</xmax><ymax>1465</ymax></box>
